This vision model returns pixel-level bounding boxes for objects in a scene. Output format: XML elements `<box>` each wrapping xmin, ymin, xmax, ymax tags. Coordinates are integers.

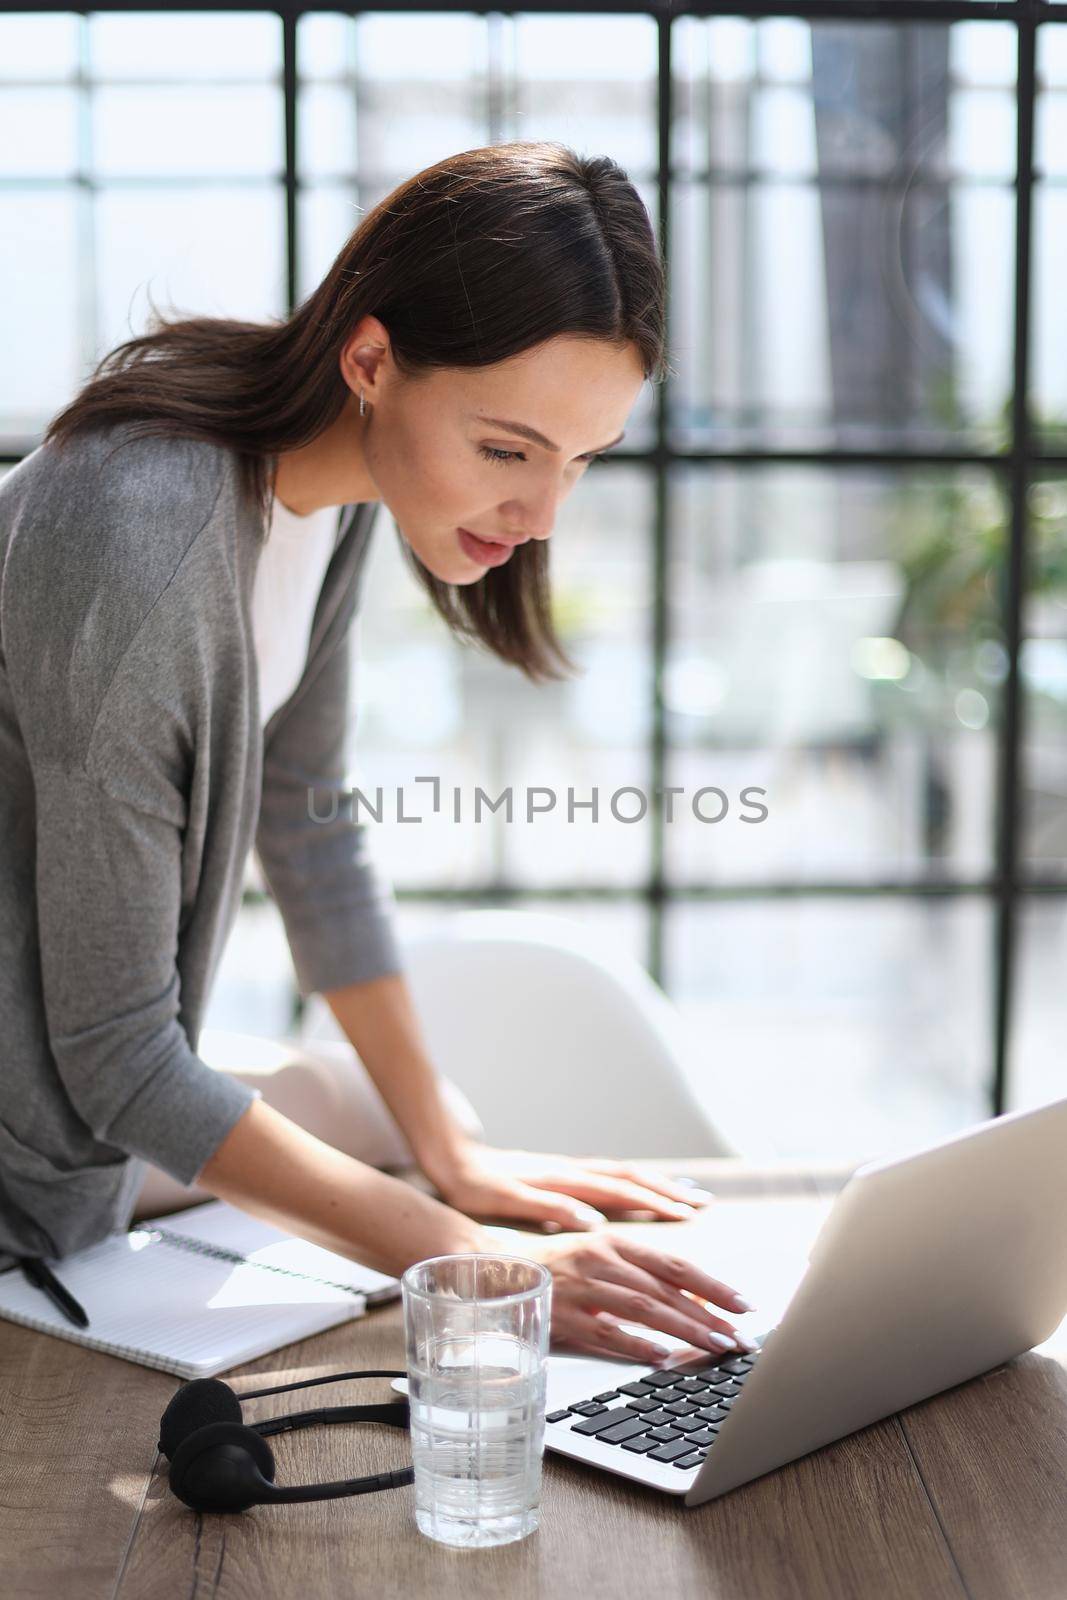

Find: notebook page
<box><xmin>138</xmin><ymin>1201</ymin><xmax>400</xmax><ymax>1301</ymax></box>
<box><xmin>0</xmin><ymin>1202</ymin><xmax>400</xmax><ymax>1378</ymax></box>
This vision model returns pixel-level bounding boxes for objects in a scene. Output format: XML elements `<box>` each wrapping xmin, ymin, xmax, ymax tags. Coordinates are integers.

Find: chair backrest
<box><xmin>399</xmin><ymin>911</ymin><xmax>736</xmax><ymax>1159</ymax></box>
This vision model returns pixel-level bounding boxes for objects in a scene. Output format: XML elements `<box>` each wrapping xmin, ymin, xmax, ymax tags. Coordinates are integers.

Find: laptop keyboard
<box><xmin>545</xmin><ymin>1352</ymin><xmax>758</xmax><ymax>1473</ymax></box>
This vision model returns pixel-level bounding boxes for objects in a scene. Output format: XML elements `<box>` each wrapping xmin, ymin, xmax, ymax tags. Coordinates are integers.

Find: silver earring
<box><xmin>359</xmin><ymin>388</ymin><xmax>366</xmax><ymax>417</ymax></box>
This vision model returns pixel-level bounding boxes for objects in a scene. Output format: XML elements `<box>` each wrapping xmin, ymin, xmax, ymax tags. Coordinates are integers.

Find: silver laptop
<box><xmin>532</xmin><ymin>1095</ymin><xmax>1067</xmax><ymax>1504</ymax></box>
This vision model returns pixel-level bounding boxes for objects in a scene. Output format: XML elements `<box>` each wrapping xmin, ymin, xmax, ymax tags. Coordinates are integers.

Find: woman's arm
<box><xmin>197</xmin><ymin>1096</ymin><xmax>755</xmax><ymax>1361</ymax></box>
<box><xmin>197</xmin><ymin>1095</ymin><xmax>489</xmax><ymax>1278</ymax></box>
<box><xmin>321</xmin><ymin>971</ymin><xmax>720</xmax><ymax>1234</ymax></box>
<box><xmin>322</xmin><ymin>971</ymin><xmax>473</xmax><ymax>1188</ymax></box>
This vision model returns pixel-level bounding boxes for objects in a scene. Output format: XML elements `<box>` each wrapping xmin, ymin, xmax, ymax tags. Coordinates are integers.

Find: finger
<box><xmin>577</xmin><ymin>1279</ymin><xmax>741</xmax><ymax>1356</ymax></box>
<box><xmin>576</xmin><ymin>1160</ymin><xmax>716</xmax><ymax>1207</ymax></box>
<box><xmin>523</xmin><ymin>1172</ymin><xmax>699</xmax><ymax>1222</ymax></box>
<box><xmin>555</xmin><ymin>1311</ymin><xmax>672</xmax><ymax>1366</ymax></box>
<box><xmin>502</xmin><ymin>1182</ymin><xmax>607</xmax><ymax>1232</ymax></box>
<box><xmin>589</xmin><ymin>1256</ymin><xmax>746</xmax><ymax>1348</ymax></box>
<box><xmin>612</xmin><ymin>1237</ymin><xmax>756</xmax><ymax>1316</ymax></box>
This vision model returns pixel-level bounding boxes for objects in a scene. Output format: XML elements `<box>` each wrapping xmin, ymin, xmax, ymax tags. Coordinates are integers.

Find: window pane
<box><xmin>202</xmin><ymin>900</ymin><xmax>299</xmax><ymax>1040</ymax></box>
<box><xmin>298</xmin><ymin>184</ymin><xmax>361</xmax><ymax>298</ymax></box>
<box><xmin>93</xmin><ymin>87</ymin><xmax>283</xmax><ymax>178</ymax></box>
<box><xmin>507</xmin><ymin>15</ymin><xmax>658</xmax><ymax>180</ymax></box>
<box><xmin>298</xmin><ymin>13</ymin><xmax>359</xmax><ymax>80</ymax></box>
<box><xmin>351</xmin><ymin>465</ymin><xmax>654</xmax><ymax>892</ymax></box>
<box><xmin>0</xmin><ymin>13</ymin><xmax>80</xmax><ymax>80</ymax></box>
<box><xmin>89</xmin><ymin>11</ymin><xmax>280</xmax><ymax>82</ymax></box>
<box><xmin>95</xmin><ymin>186</ymin><xmax>285</xmax><ymax>357</ymax></box>
<box><xmin>0</xmin><ymin>191</ymin><xmax>82</xmax><ymax>436</ymax></box>
<box><xmin>1</xmin><ymin>14</ymin><xmax>286</xmax><ymax>439</ymax></box>
<box><xmin>0</xmin><ymin>89</ymin><xmax>78</xmax><ymax>177</ymax></box>
<box><xmin>298</xmin><ymin>84</ymin><xmax>359</xmax><ymax>180</ymax></box>
<box><xmin>1034</xmin><ymin>26</ymin><xmax>1067</xmax><ymax>452</ymax></box>
<box><xmin>1011</xmin><ymin>898</ymin><xmax>1067</xmax><ymax>1111</ymax></box>
<box><xmin>666</xmin><ymin>465</ymin><xmax>1006</xmax><ymax>885</ymax></box>
<box><xmin>667</xmin><ymin>898</ymin><xmax>992</xmax><ymax>1162</ymax></box>
<box><xmin>671</xmin><ymin>19</ymin><xmax>1016</xmax><ymax>451</ymax></box>
<box><xmin>1022</xmin><ymin>474</ymin><xmax>1067</xmax><ymax>875</ymax></box>
<box><xmin>298</xmin><ymin>11</ymin><xmax>486</xmax><ymax>185</ymax></box>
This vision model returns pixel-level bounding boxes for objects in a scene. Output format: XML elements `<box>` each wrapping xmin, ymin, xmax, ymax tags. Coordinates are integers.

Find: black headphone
<box><xmin>158</xmin><ymin>1368</ymin><xmax>414</xmax><ymax>1512</ymax></box>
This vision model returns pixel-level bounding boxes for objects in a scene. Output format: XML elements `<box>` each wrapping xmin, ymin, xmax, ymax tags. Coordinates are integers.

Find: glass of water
<box><xmin>401</xmin><ymin>1253</ymin><xmax>551</xmax><ymax>1549</ymax></box>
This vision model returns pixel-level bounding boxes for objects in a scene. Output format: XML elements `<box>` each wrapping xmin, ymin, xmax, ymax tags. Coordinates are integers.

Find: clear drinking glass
<box><xmin>401</xmin><ymin>1253</ymin><xmax>551</xmax><ymax>1549</ymax></box>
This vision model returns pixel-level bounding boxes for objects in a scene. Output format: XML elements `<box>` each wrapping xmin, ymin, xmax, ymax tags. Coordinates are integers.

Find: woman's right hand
<box><xmin>525</xmin><ymin>1228</ymin><xmax>757</xmax><ymax>1363</ymax></box>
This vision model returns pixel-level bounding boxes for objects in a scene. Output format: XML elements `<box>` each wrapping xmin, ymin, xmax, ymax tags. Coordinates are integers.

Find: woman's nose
<box><xmin>502</xmin><ymin>492</ymin><xmax>558</xmax><ymax>543</ymax></box>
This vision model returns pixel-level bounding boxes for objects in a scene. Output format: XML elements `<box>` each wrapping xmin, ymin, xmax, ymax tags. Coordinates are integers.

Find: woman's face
<box><xmin>349</xmin><ymin>328</ymin><xmax>646</xmax><ymax>585</ymax></box>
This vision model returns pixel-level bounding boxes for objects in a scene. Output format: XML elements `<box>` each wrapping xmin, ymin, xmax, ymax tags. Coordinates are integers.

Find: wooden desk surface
<box><xmin>2</xmin><ymin>1160</ymin><xmax>1065</xmax><ymax>1600</ymax></box>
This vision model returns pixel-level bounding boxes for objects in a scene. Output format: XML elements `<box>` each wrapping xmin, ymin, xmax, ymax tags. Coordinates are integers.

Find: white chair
<box><xmin>298</xmin><ymin>910</ymin><xmax>737</xmax><ymax>1159</ymax></box>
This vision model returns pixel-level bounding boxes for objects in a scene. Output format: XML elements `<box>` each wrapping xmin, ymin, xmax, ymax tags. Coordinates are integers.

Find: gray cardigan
<box><xmin>0</xmin><ymin>422</ymin><xmax>402</xmax><ymax>1263</ymax></box>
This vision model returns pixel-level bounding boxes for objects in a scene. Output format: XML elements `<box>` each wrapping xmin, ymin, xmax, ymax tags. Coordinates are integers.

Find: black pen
<box><xmin>20</xmin><ymin>1257</ymin><xmax>90</xmax><ymax>1329</ymax></box>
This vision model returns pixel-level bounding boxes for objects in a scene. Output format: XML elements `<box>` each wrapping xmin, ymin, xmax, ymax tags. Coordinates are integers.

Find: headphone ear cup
<box><xmin>158</xmin><ymin>1378</ymin><xmax>243</xmax><ymax>1459</ymax></box>
<box><xmin>168</xmin><ymin>1420</ymin><xmax>277</xmax><ymax>1513</ymax></box>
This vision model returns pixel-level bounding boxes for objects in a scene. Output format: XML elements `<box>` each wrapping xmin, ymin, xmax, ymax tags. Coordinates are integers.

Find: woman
<box><xmin>0</xmin><ymin>141</ymin><xmax>753</xmax><ymax>1363</ymax></box>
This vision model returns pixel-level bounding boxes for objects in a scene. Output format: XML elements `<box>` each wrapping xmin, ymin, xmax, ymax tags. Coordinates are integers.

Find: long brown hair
<box><xmin>44</xmin><ymin>141</ymin><xmax>668</xmax><ymax>680</ymax></box>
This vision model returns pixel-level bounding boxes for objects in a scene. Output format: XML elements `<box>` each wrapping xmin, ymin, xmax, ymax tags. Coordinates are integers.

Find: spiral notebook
<box><xmin>0</xmin><ymin>1201</ymin><xmax>401</xmax><ymax>1379</ymax></box>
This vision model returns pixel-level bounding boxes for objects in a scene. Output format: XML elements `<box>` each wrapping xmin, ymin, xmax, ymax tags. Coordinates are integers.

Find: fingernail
<box><xmin>732</xmin><ymin>1297</ymin><xmax>755</xmax><ymax>1313</ymax></box>
<box><xmin>645</xmin><ymin>1346</ymin><xmax>672</xmax><ymax>1361</ymax></box>
<box><xmin>574</xmin><ymin>1205</ymin><xmax>606</xmax><ymax>1226</ymax></box>
<box><xmin>735</xmin><ymin>1335</ymin><xmax>760</xmax><ymax>1353</ymax></box>
<box><xmin>686</xmin><ymin>1188</ymin><xmax>715</xmax><ymax>1203</ymax></box>
<box><xmin>705</xmin><ymin>1331</ymin><xmax>737</xmax><ymax>1351</ymax></box>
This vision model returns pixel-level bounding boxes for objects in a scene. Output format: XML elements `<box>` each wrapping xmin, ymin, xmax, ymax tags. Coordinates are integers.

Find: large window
<box><xmin>3</xmin><ymin>4</ymin><xmax>1064</xmax><ymax>1160</ymax></box>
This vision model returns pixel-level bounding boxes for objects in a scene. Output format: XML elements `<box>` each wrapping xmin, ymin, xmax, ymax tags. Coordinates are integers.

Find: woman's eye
<box><xmin>479</xmin><ymin>446</ymin><xmax>523</xmax><ymax>465</ymax></box>
<box><xmin>477</xmin><ymin>445</ymin><xmax>603</xmax><ymax>467</ymax></box>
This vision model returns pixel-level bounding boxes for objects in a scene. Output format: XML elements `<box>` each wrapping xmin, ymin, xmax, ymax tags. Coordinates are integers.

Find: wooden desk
<box><xmin>2</xmin><ymin>1161</ymin><xmax>1065</xmax><ymax>1600</ymax></box>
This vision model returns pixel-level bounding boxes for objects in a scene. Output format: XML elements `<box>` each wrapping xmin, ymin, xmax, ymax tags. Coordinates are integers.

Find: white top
<box><xmin>252</xmin><ymin>492</ymin><xmax>342</xmax><ymax>727</ymax></box>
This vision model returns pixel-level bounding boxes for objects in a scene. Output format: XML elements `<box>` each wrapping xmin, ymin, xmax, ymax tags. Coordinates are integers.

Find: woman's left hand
<box><xmin>431</xmin><ymin>1140</ymin><xmax>715</xmax><ymax>1231</ymax></box>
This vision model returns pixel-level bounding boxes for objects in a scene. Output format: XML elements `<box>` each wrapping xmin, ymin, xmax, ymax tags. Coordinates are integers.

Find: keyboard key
<box><xmin>570</xmin><ymin>1402</ymin><xmax>608</xmax><ymax>1416</ymax></box>
<box><xmin>593</xmin><ymin>1391</ymin><xmax>620</xmax><ymax>1403</ymax></box>
<box><xmin>640</xmin><ymin>1371</ymin><xmax>682</xmax><ymax>1389</ymax></box>
<box><xmin>640</xmin><ymin>1410</ymin><xmax>677</xmax><ymax>1430</ymax></box>
<box><xmin>717</xmin><ymin>1396</ymin><xmax>736</xmax><ymax>1410</ymax></box>
<box><xmin>598</xmin><ymin>1417</ymin><xmax>654</xmax><ymax>1445</ymax></box>
<box><xmin>571</xmin><ymin>1407</ymin><xmax>636</xmax><ymax>1436</ymax></box>
<box><xmin>707</xmin><ymin>1382</ymin><xmax>741</xmax><ymax>1398</ymax></box>
<box><xmin>697</xmin><ymin>1406</ymin><xmax>730</xmax><ymax>1424</ymax></box>
<box><xmin>626</xmin><ymin>1396</ymin><xmax>661</xmax><ymax>1414</ymax></box>
<box><xmin>546</xmin><ymin>1410</ymin><xmax>571</xmax><ymax>1423</ymax></box>
<box><xmin>675</xmin><ymin>1416</ymin><xmax>710</xmax><ymax>1434</ymax></box>
<box><xmin>686</xmin><ymin>1429</ymin><xmax>719</xmax><ymax>1449</ymax></box>
<box><xmin>618</xmin><ymin>1381</ymin><xmax>657</xmax><ymax>1398</ymax></box>
<box><xmin>621</xmin><ymin>1434</ymin><xmax>661</xmax><ymax>1454</ymax></box>
<box><xmin>673</xmin><ymin>1451</ymin><xmax>708</xmax><ymax>1470</ymax></box>
<box><xmin>664</xmin><ymin>1400</ymin><xmax>700</xmax><ymax>1417</ymax></box>
<box><xmin>648</xmin><ymin>1438</ymin><xmax>699</xmax><ymax>1462</ymax></box>
<box><xmin>719</xmin><ymin>1359</ymin><xmax>749</xmax><ymax>1376</ymax></box>
<box><xmin>672</xmin><ymin>1377</ymin><xmax>710</xmax><ymax>1395</ymax></box>
<box><xmin>645</xmin><ymin>1426</ymin><xmax>683</xmax><ymax>1443</ymax></box>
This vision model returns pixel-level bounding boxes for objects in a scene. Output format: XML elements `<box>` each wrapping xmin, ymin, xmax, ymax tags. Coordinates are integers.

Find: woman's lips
<box><xmin>457</xmin><ymin>527</ymin><xmax>516</xmax><ymax>568</ymax></box>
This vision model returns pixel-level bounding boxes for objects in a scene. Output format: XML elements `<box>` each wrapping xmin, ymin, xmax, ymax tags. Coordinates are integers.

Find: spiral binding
<box><xmin>131</xmin><ymin>1225</ymin><xmax>367</xmax><ymax>1300</ymax></box>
